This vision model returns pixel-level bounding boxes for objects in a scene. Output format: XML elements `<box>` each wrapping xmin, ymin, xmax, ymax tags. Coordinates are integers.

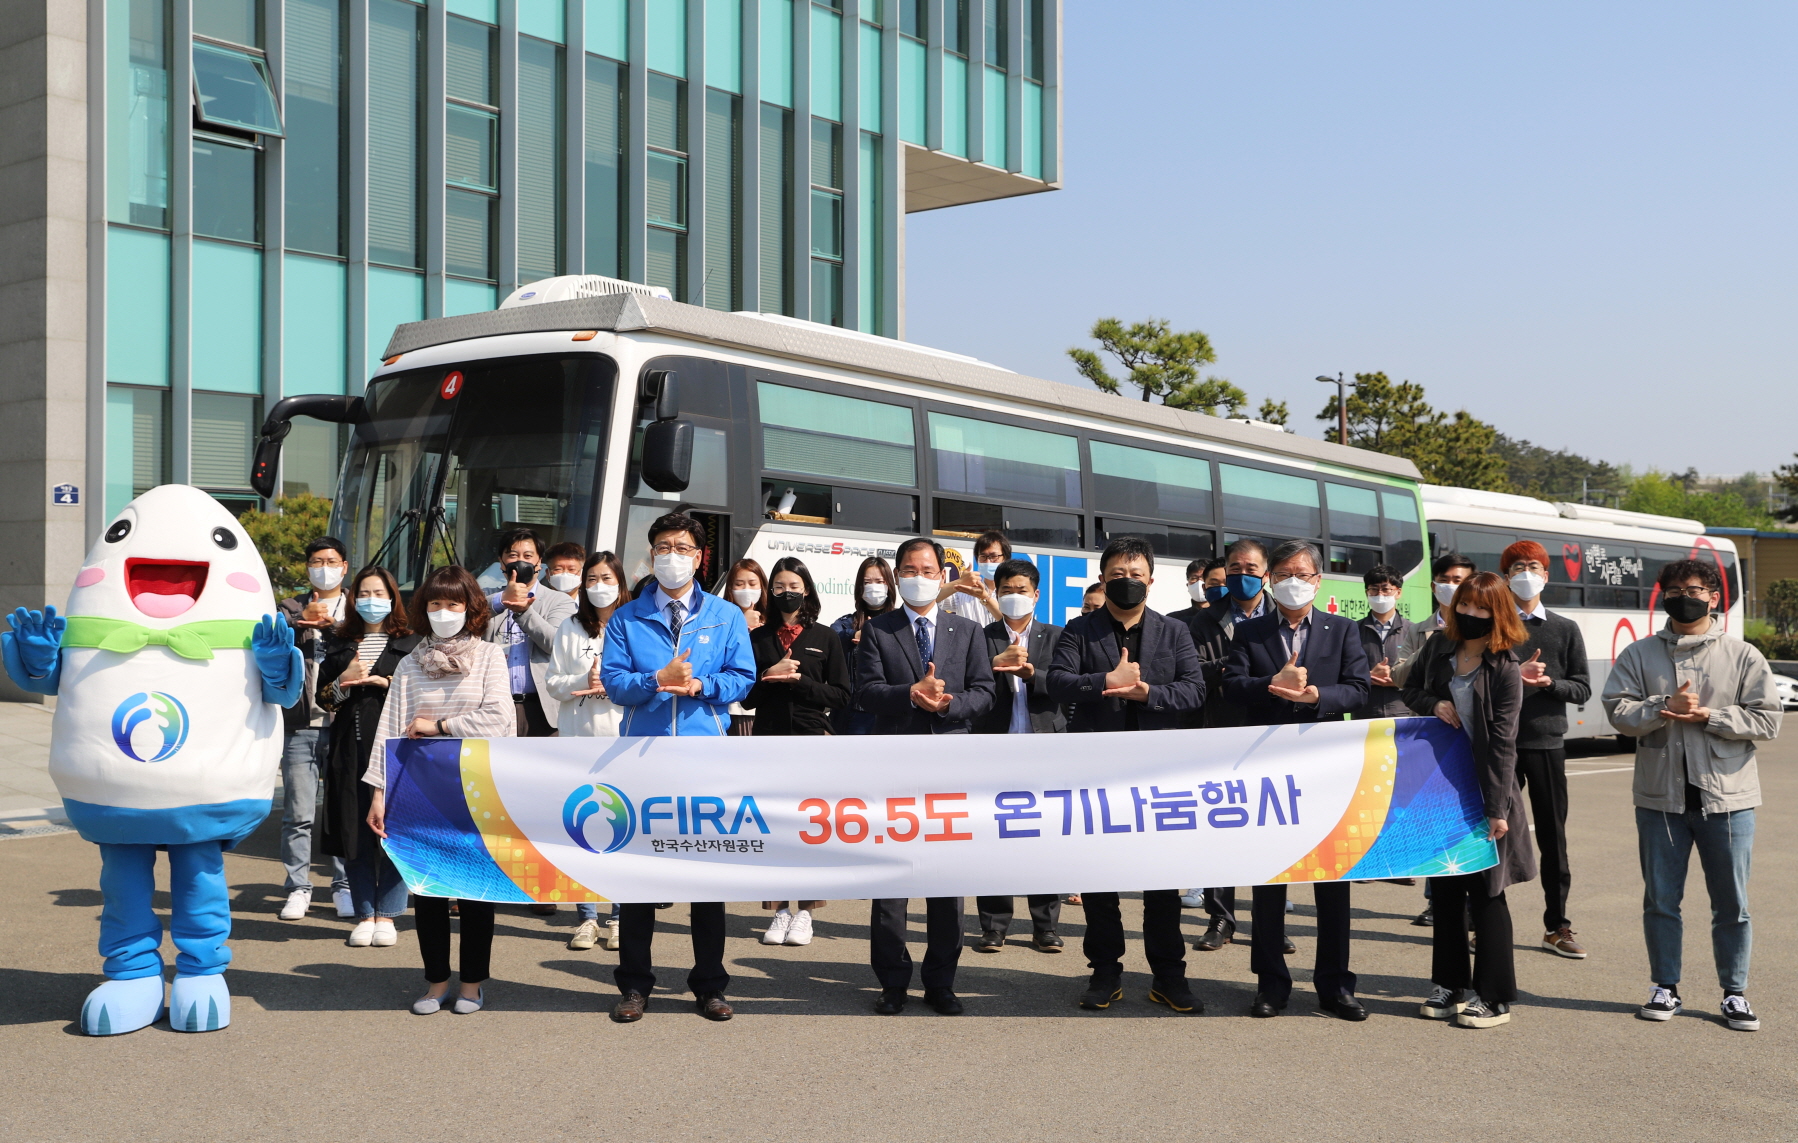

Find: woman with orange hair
<box><xmin>1402</xmin><ymin>570</ymin><xmax>1537</xmax><ymax>1029</ymax></box>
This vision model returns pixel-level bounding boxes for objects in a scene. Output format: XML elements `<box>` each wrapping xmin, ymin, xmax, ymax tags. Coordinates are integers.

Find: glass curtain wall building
<box><xmin>92</xmin><ymin>0</ymin><xmax>1062</xmax><ymax>523</ymax></box>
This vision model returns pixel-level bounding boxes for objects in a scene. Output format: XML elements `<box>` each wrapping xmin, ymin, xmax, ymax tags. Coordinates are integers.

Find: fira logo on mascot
<box><xmin>2</xmin><ymin>485</ymin><xmax>304</xmax><ymax>1036</ymax></box>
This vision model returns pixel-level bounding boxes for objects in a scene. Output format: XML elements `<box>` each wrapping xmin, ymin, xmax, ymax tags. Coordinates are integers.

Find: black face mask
<box><xmin>504</xmin><ymin>560</ymin><xmax>538</xmax><ymax>584</ymax></box>
<box><xmin>1104</xmin><ymin>577</ymin><xmax>1148</xmax><ymax>610</ymax></box>
<box><xmin>1455</xmin><ymin>613</ymin><xmax>1495</xmax><ymax>640</ymax></box>
<box><xmin>771</xmin><ymin>591</ymin><xmax>806</xmax><ymax>615</ymax></box>
<box><xmin>1662</xmin><ymin>594</ymin><xmax>1711</xmax><ymax>624</ymax></box>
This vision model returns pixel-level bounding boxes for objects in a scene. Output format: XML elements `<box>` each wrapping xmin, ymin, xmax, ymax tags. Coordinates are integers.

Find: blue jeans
<box><xmin>281</xmin><ymin>728</ymin><xmax>349</xmax><ymax>894</ymax></box>
<box><xmin>1636</xmin><ymin>806</ymin><xmax>1754</xmax><ymax>994</ymax></box>
<box><xmin>576</xmin><ymin>902</ymin><xmax>622</xmax><ymax>922</ymax></box>
<box><xmin>345</xmin><ymin>824</ymin><xmax>409</xmax><ymax>920</ymax></box>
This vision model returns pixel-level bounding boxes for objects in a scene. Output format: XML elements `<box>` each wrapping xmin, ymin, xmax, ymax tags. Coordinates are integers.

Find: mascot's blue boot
<box><xmin>79</xmin><ymin>976</ymin><xmax>166</xmax><ymax>1036</ymax></box>
<box><xmin>169</xmin><ymin>974</ymin><xmax>231</xmax><ymax>1032</ymax></box>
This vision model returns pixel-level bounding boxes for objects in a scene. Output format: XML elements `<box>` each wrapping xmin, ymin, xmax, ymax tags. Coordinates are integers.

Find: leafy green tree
<box><xmin>1421</xmin><ymin>411</ymin><xmax>1509</xmax><ymax>491</ymax></box>
<box><xmin>1314</xmin><ymin>372</ymin><xmax>1438</xmax><ymax>451</ymax></box>
<box><xmin>239</xmin><ymin>494</ymin><xmax>336</xmax><ymax>596</ymax></box>
<box><xmin>1492</xmin><ymin>434</ymin><xmax>1626</xmax><ymax>502</ymax></box>
<box><xmin>1165</xmin><ymin>375</ymin><xmax>1249</xmax><ymax>417</ymax></box>
<box><xmin>1774</xmin><ymin>455</ymin><xmax>1798</xmax><ymax>523</ymax></box>
<box><xmin>1256</xmin><ymin>398</ymin><xmax>1290</xmax><ymax>427</ymax></box>
<box><xmin>1621</xmin><ymin>472</ymin><xmax>1777</xmax><ymax>529</ymax></box>
<box><xmin>1765</xmin><ymin>578</ymin><xmax>1798</xmax><ymax>637</ymax></box>
<box><xmin>1068</xmin><ymin>318</ymin><xmax>1217</xmax><ymax>403</ymax></box>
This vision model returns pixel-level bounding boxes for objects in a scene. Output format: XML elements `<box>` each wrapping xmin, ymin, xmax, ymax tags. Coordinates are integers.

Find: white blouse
<box><xmin>544</xmin><ymin>614</ymin><xmax>623</xmax><ymax>738</ymax></box>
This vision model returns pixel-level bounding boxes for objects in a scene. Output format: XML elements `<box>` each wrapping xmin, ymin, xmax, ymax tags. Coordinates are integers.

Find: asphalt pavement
<box><xmin>1</xmin><ymin>710</ymin><xmax>1794</xmax><ymax>1142</ymax></box>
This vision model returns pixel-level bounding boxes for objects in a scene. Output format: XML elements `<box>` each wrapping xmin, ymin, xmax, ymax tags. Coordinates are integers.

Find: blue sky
<box><xmin>903</xmin><ymin>2</ymin><xmax>1797</xmax><ymax>477</ymax></box>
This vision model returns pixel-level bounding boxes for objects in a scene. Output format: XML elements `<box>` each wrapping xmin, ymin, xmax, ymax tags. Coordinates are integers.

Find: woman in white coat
<box><xmin>545</xmin><ymin>551</ymin><xmax>626</xmax><ymax>950</ymax></box>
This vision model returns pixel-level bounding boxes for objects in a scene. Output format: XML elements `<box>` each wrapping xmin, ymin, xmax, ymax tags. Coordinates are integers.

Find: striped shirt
<box><xmin>365</xmin><ymin>638</ymin><xmax>515</xmax><ymax>790</ymax></box>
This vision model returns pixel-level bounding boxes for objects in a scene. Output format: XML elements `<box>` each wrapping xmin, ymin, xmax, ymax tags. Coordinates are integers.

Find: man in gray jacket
<box><xmin>1604</xmin><ymin>558</ymin><xmax>1782</xmax><ymax>1032</ymax></box>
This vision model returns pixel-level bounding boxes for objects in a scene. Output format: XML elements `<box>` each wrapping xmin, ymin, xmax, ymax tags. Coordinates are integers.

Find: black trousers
<box><xmin>1517</xmin><ymin>746</ymin><xmax>1572</xmax><ymax>931</ymax></box>
<box><xmin>514</xmin><ymin>692</ymin><xmax>555</xmax><ymax>737</ymax></box>
<box><xmin>614</xmin><ymin>902</ymin><xmax>728</xmax><ymax>997</ymax></box>
<box><xmin>870</xmin><ymin>898</ymin><xmax>963</xmax><ymax>990</ymax></box>
<box><xmin>1250</xmin><ymin>882</ymin><xmax>1354</xmax><ymax>1005</ymax></box>
<box><xmin>416</xmin><ymin>896</ymin><xmax>494</xmax><ymax>984</ymax></box>
<box><xmin>1429</xmin><ymin>874</ymin><xmax>1516</xmax><ymax>1003</ymax></box>
<box><xmin>1081</xmin><ymin>890</ymin><xmax>1187</xmax><ymax>985</ymax></box>
<box><xmin>976</xmin><ymin>894</ymin><xmax>1062</xmax><ymax>935</ymax></box>
<box><xmin>1202</xmin><ymin>887</ymin><xmax>1237</xmax><ymax>926</ymax></box>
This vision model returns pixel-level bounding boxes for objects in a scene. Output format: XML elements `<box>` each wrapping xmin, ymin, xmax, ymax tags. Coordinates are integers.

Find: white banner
<box><xmin>382</xmin><ymin>718</ymin><xmax>1495</xmax><ymax>904</ymax></box>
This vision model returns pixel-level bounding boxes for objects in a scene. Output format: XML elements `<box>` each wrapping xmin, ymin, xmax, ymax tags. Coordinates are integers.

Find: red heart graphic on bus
<box><xmin>1561</xmin><ymin>543</ymin><xmax>1581</xmax><ymax>581</ymax></box>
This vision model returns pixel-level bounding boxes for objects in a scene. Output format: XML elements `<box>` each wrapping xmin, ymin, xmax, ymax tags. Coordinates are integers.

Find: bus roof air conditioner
<box><xmin>498</xmin><ymin>275</ymin><xmax>674</xmax><ymax>309</ymax></box>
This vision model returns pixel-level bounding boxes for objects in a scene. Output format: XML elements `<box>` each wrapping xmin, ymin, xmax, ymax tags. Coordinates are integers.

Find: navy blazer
<box><xmin>853</xmin><ymin>606</ymin><xmax>996</xmax><ymax>734</ymax></box>
<box><xmin>975</xmin><ymin>619</ymin><xmax>1067</xmax><ymax>735</ymax></box>
<box><xmin>1223</xmin><ymin>608</ymin><xmax>1370</xmax><ymax>725</ymax></box>
<box><xmin>1043</xmin><ymin>607</ymin><xmax>1205</xmax><ymax>732</ymax></box>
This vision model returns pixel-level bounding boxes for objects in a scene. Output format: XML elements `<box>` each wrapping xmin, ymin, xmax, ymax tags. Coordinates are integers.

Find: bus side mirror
<box><xmin>641</xmin><ymin>370</ymin><xmax>679</xmax><ymax>421</ymax></box>
<box><xmin>640</xmin><ymin>420</ymin><xmax>693</xmax><ymax>493</ymax></box>
<box><xmin>250</xmin><ymin>393</ymin><xmax>365</xmax><ymax>499</ymax></box>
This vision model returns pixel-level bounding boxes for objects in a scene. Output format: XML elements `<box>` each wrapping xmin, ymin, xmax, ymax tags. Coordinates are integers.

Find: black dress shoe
<box><xmin>1147</xmin><ymin>981</ymin><xmax>1204</xmax><ymax>1014</ymax></box>
<box><xmin>530</xmin><ymin>903</ymin><xmax>558</xmax><ymax>916</ymax></box>
<box><xmin>1282</xmin><ymin>936</ymin><xmax>1296</xmax><ymax>955</ymax></box>
<box><xmin>694</xmin><ymin>991</ymin><xmax>733</xmax><ymax>1021</ymax></box>
<box><xmin>1194</xmin><ymin>918</ymin><xmax>1234</xmax><ymax>952</ymax></box>
<box><xmin>974</xmin><ymin>929</ymin><xmax>1005</xmax><ymax>953</ymax></box>
<box><xmin>922</xmin><ymin>987</ymin><xmax>964</xmax><ymax>1015</ymax></box>
<box><xmin>1249</xmin><ymin>991</ymin><xmax>1286</xmax><ymax>1018</ymax></box>
<box><xmin>1413</xmin><ymin>907</ymin><xmax>1434</xmax><ymax>927</ymax></box>
<box><xmin>873</xmin><ymin>988</ymin><xmax>909</xmax><ymax>1015</ymax></box>
<box><xmin>610</xmin><ymin>990</ymin><xmax>648</xmax><ymax>1023</ymax></box>
<box><xmin>1032</xmin><ymin>930</ymin><xmax>1065</xmax><ymax>953</ymax></box>
<box><xmin>1319</xmin><ymin>993</ymin><xmax>1368</xmax><ymax>1022</ymax></box>
<box><xmin>1080</xmin><ymin>979</ymin><xmax>1123</xmax><ymax>1010</ymax></box>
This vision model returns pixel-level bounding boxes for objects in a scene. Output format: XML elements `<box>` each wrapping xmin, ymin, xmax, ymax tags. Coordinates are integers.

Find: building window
<box><xmin>809</xmin><ymin>118</ymin><xmax>842</xmax><ymax>326</ymax></box>
<box><xmin>109</xmin><ymin>0</ymin><xmax>171</xmax><ymax>229</ymax></box>
<box><xmin>367</xmin><ymin>0</ymin><xmax>422</xmax><ymax>267</ymax></box>
<box><xmin>192</xmin><ymin>41</ymin><xmax>283</xmax><ymax>136</ymax></box>
<box><xmin>645</xmin><ymin>73</ymin><xmax>688</xmax><ymax>298</ymax></box>
<box><xmin>446</xmin><ymin>105</ymin><xmax>497</xmax><ymax>191</ymax></box>
<box><xmin>703</xmin><ymin>89</ymin><xmax>740</xmax><ymax>311</ymax></box>
<box><xmin>584</xmin><ymin>54</ymin><xmax>625</xmax><ymax>278</ymax></box>
<box><xmin>283</xmin><ymin>0</ymin><xmax>344</xmax><ymax>256</ymax></box>
<box><xmin>445</xmin><ymin>189</ymin><xmax>495</xmax><ymax>279</ymax></box>
<box><xmin>942</xmin><ymin>0</ymin><xmax>969</xmax><ymax>54</ymax></box>
<box><xmin>193</xmin><ymin>0</ymin><xmax>259</xmax><ymax>47</ymax></box>
<box><xmin>983</xmin><ymin>0</ymin><xmax>1006</xmax><ymax>69</ymax></box>
<box><xmin>281</xmin><ymin>417</ymin><xmax>346</xmax><ymax>498</ymax></box>
<box><xmin>758</xmin><ymin>103</ymin><xmax>791</xmax><ymax>315</ymax></box>
<box><xmin>446</xmin><ymin>14</ymin><xmax>495</xmax><ymax>104</ymax></box>
<box><xmin>445</xmin><ymin>14</ymin><xmax>498</xmax><ymax>282</ymax></box>
<box><xmin>1023</xmin><ymin>0</ymin><xmax>1044</xmax><ymax>79</ymax></box>
<box><xmin>192</xmin><ymin>135</ymin><xmax>260</xmax><ymax>243</ymax></box>
<box><xmin>517</xmin><ymin>37</ymin><xmax>564</xmax><ymax>284</ymax></box>
<box><xmin>191</xmin><ymin>391</ymin><xmax>262</xmax><ymax>507</ymax></box>
<box><xmin>105</xmin><ymin>385</ymin><xmax>170</xmax><ymax>519</ymax></box>
<box><xmin>898</xmin><ymin>0</ymin><xmax>923</xmax><ymax>39</ymax></box>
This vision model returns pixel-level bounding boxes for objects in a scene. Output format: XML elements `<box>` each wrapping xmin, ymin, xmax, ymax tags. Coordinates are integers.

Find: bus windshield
<box><xmin>331</xmin><ymin>353</ymin><xmax>615</xmax><ymax>590</ymax></box>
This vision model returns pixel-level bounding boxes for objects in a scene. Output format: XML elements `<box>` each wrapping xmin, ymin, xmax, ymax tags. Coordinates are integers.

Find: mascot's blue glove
<box><xmin>2</xmin><ymin>605</ymin><xmax>65</xmax><ymax>696</ymax></box>
<box><xmin>252</xmin><ymin>613</ymin><xmax>305</xmax><ymax>709</ymax></box>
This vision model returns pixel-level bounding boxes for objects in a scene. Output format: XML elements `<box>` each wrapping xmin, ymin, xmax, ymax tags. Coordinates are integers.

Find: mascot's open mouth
<box><xmin>125</xmin><ymin>559</ymin><xmax>210</xmax><ymax>619</ymax></box>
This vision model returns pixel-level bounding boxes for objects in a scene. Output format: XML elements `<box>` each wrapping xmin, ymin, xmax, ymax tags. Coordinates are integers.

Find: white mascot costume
<box><xmin>2</xmin><ymin>485</ymin><xmax>302</xmax><ymax>1035</ymax></box>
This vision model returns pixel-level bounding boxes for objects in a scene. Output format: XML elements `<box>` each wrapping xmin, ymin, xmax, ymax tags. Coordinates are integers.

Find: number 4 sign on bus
<box><xmin>440</xmin><ymin>371</ymin><xmax>464</xmax><ymax>400</ymax></box>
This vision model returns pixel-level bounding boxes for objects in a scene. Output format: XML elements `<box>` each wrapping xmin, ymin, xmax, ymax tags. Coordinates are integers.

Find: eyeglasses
<box><xmin>1663</xmin><ymin>587</ymin><xmax>1714</xmax><ymax>599</ymax></box>
<box><xmin>652</xmin><ymin>543</ymin><xmax>701</xmax><ymax>557</ymax></box>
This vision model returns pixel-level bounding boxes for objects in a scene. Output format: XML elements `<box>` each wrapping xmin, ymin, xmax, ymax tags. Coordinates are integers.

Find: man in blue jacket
<box><xmin>1223</xmin><ymin>539</ymin><xmax>1371</xmax><ymax>1022</ymax></box>
<box><xmin>600</xmin><ymin>512</ymin><xmax>755</xmax><ymax>1024</ymax></box>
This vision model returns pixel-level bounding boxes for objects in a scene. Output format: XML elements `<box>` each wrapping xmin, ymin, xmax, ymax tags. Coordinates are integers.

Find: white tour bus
<box><xmin>252</xmin><ymin>276</ymin><xmax>1433</xmax><ymax>635</ymax></box>
<box><xmin>1420</xmin><ymin>484</ymin><xmax>1743</xmax><ymax>740</ymax></box>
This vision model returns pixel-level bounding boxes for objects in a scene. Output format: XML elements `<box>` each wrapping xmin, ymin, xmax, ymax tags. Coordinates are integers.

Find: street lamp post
<box><xmin>1317</xmin><ymin>373</ymin><xmax>1352</xmax><ymax>446</ymax></box>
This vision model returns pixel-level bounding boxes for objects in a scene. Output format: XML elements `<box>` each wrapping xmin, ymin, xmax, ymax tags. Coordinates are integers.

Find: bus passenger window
<box><xmin>1328</xmin><ymin>545</ymin><xmax>1381</xmax><ymax>575</ymax></box>
<box><xmin>1381</xmin><ymin>490</ymin><xmax>1425</xmax><ymax>572</ymax></box>
<box><xmin>763</xmin><ymin>479</ymin><xmax>832</xmax><ymax>523</ymax></box>
<box><xmin>1096</xmin><ymin>518</ymin><xmax>1212</xmax><ymax>561</ymax></box>
<box><xmin>1220</xmin><ymin>464</ymin><xmax>1320</xmax><ymax>540</ymax></box>
<box><xmin>929</xmin><ymin>413</ymin><xmax>1081</xmax><ymax>509</ymax></box>
<box><xmin>1326</xmin><ymin>483</ymin><xmax>1381</xmax><ymax>547</ymax></box>
<box><xmin>934</xmin><ymin>497</ymin><xmax>1001</xmax><ymax>539</ymax></box>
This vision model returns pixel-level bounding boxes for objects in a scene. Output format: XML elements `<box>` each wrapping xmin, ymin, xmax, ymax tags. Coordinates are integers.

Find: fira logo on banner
<box><xmin>562</xmin><ymin>784</ymin><xmax>771</xmax><ymax>853</ymax></box>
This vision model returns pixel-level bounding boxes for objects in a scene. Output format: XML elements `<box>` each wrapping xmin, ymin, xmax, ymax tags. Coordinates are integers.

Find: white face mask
<box><xmin>653</xmin><ymin>552</ymin><xmax>696</xmax><ymax>590</ymax></box>
<box><xmin>1367</xmin><ymin>593</ymin><xmax>1397</xmax><ymax>615</ymax></box>
<box><xmin>1187</xmin><ymin>581</ymin><xmax>1209</xmax><ymax>603</ymax></box>
<box><xmin>1271</xmin><ymin>576</ymin><xmax>1318</xmax><ymax>609</ymax></box>
<box><xmin>426</xmin><ymin>607</ymin><xmax>465</xmax><ymax>638</ymax></box>
<box><xmin>585</xmin><ymin>582</ymin><xmax>619</xmax><ymax>609</ymax></box>
<box><xmin>731</xmin><ymin>587</ymin><xmax>761</xmax><ymax>608</ymax></box>
<box><xmin>998</xmin><ymin>593</ymin><xmax>1036</xmax><ymax>619</ymax></box>
<box><xmin>547</xmin><ymin>572</ymin><xmax>581</xmax><ymax>593</ymax></box>
<box><xmin>308</xmin><ymin>565</ymin><xmax>345</xmax><ymax>591</ymax></box>
<box><xmin>1509</xmin><ymin>571</ymin><xmax>1546</xmax><ymax>601</ymax></box>
<box><xmin>861</xmin><ymin>583</ymin><xmax>889</xmax><ymax>608</ymax></box>
<box><xmin>1434</xmin><ymin>581</ymin><xmax>1460</xmax><ymax>608</ymax></box>
<box><xmin>897</xmin><ymin>575</ymin><xmax>940</xmax><ymax>608</ymax></box>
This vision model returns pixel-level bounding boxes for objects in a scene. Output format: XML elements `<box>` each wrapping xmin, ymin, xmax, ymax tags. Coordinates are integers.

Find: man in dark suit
<box><xmin>1353</xmin><ymin>563</ymin><xmax>1420</xmax><ymax>719</ymax></box>
<box><xmin>1044</xmin><ymin>536</ymin><xmax>1206</xmax><ymax>1014</ymax></box>
<box><xmin>1223</xmin><ymin>539</ymin><xmax>1372</xmax><ymax>1021</ymax></box>
<box><xmin>973</xmin><ymin>558</ymin><xmax>1067</xmax><ymax>954</ymax></box>
<box><xmin>853</xmin><ymin>537</ymin><xmax>996</xmax><ymax>1016</ymax></box>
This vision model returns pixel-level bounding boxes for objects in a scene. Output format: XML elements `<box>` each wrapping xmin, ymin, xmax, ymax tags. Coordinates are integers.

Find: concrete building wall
<box><xmin>0</xmin><ymin>1</ymin><xmax>89</xmax><ymax>702</ymax></box>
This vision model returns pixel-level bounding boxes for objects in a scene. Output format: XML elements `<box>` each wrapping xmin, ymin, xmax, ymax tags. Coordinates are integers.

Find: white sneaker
<box><xmin>348</xmin><ymin>919</ymin><xmax>376</xmax><ymax>947</ymax></box>
<box><xmin>333</xmin><ymin>889</ymin><xmax>355</xmax><ymax>918</ymax></box>
<box><xmin>762</xmin><ymin>909</ymin><xmax>793</xmax><ymax>945</ymax></box>
<box><xmin>785</xmin><ymin>910</ymin><xmax>814</xmax><ymax>946</ymax></box>
<box><xmin>569</xmin><ymin>919</ymin><xmax>602</xmax><ymax>950</ymax></box>
<box><xmin>603</xmin><ymin>918</ymin><xmax>621</xmax><ymax>951</ymax></box>
<box><xmin>279</xmin><ymin>888</ymin><xmax>312</xmax><ymax>920</ymax></box>
<box><xmin>371</xmin><ymin>919</ymin><xmax>398</xmax><ymax>947</ymax></box>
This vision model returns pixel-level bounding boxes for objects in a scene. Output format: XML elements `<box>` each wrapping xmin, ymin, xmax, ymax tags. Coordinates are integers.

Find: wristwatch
<box><xmin>436</xmin><ymin>719</ymin><xmax>447</xmax><ymax>737</ymax></box>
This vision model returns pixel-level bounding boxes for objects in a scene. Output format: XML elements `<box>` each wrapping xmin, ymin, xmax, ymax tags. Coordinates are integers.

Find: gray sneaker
<box><xmin>1419</xmin><ymin>985</ymin><xmax>1467</xmax><ymax>1020</ymax></box>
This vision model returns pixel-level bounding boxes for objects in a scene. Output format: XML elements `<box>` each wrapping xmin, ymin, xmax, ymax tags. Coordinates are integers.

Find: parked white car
<box><xmin>1773</xmin><ymin>673</ymin><xmax>1798</xmax><ymax>712</ymax></box>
